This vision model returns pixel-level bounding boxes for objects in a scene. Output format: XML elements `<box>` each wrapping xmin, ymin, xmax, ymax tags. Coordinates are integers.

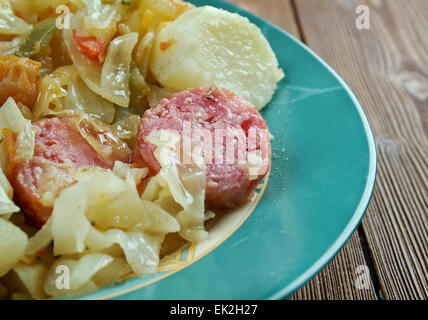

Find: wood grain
<box><xmin>226</xmin><ymin>0</ymin><xmax>379</xmax><ymax>300</ymax></box>
<box><xmin>293</xmin><ymin>0</ymin><xmax>428</xmax><ymax>299</ymax></box>
<box><xmin>225</xmin><ymin>0</ymin><xmax>301</xmax><ymax>38</ymax></box>
<box><xmin>289</xmin><ymin>232</ymin><xmax>378</xmax><ymax>300</ymax></box>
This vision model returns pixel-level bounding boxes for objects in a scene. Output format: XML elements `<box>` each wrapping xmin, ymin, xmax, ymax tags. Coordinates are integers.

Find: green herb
<box><xmin>121</xmin><ymin>0</ymin><xmax>132</xmax><ymax>6</ymax></box>
<box><xmin>207</xmin><ymin>86</ymin><xmax>217</xmax><ymax>96</ymax></box>
<box><xmin>16</xmin><ymin>18</ymin><xmax>57</xmax><ymax>58</ymax></box>
<box><xmin>206</xmin><ymin>86</ymin><xmax>217</xmax><ymax>101</ymax></box>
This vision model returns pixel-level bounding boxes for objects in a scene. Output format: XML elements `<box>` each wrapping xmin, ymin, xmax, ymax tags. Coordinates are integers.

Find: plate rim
<box><xmin>250</xmin><ymin>13</ymin><xmax>378</xmax><ymax>300</ymax></box>
<box><xmin>84</xmin><ymin>0</ymin><xmax>378</xmax><ymax>300</ymax></box>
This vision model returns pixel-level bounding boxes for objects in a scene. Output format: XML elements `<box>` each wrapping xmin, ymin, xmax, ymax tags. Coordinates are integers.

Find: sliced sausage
<box><xmin>133</xmin><ymin>87</ymin><xmax>270</xmax><ymax>210</ymax></box>
<box><xmin>9</xmin><ymin>113</ymin><xmax>132</xmax><ymax>227</ymax></box>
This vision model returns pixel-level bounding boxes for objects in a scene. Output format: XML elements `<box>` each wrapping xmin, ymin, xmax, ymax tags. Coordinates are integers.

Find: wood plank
<box><xmin>225</xmin><ymin>0</ymin><xmax>301</xmax><ymax>38</ymax></box>
<box><xmin>294</xmin><ymin>0</ymin><xmax>428</xmax><ymax>299</ymax></box>
<box><xmin>226</xmin><ymin>0</ymin><xmax>378</xmax><ymax>300</ymax></box>
<box><xmin>289</xmin><ymin>232</ymin><xmax>378</xmax><ymax>300</ymax></box>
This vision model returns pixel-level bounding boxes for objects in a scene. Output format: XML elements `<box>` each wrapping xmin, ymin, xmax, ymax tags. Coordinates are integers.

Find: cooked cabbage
<box><xmin>73</xmin><ymin>166</ymin><xmax>179</xmax><ymax>235</ymax></box>
<box><xmin>129</xmin><ymin>63</ymin><xmax>150</xmax><ymax>110</ymax></box>
<box><xmin>112</xmin><ymin>160</ymin><xmax>147</xmax><ymax>185</ymax></box>
<box><xmin>148</xmin><ymin>130</ymin><xmax>207</xmax><ymax>242</ymax></box>
<box><xmin>0</xmin><ymin>166</ymin><xmax>12</xmax><ymax>199</ymax></box>
<box><xmin>50</xmin><ymin>164</ymin><xmax>179</xmax><ymax>275</ymax></box>
<box><xmin>43</xmin><ymin>256</ymin><xmax>103</xmax><ymax>298</ymax></box>
<box><xmin>85</xmin><ymin>227</ymin><xmax>162</xmax><ymax>275</ymax></box>
<box><xmin>24</xmin><ymin>217</ymin><xmax>53</xmax><ymax>259</ymax></box>
<box><xmin>101</xmin><ymin>33</ymin><xmax>138</xmax><ymax>106</ymax></box>
<box><xmin>111</xmin><ymin>108</ymin><xmax>141</xmax><ymax>148</ymax></box>
<box><xmin>80</xmin><ymin>0</ymin><xmax>120</xmax><ymax>33</ymax></box>
<box><xmin>0</xmin><ymin>0</ymin><xmax>32</xmax><ymax>35</ymax></box>
<box><xmin>12</xmin><ymin>263</ymin><xmax>48</xmax><ymax>299</ymax></box>
<box><xmin>33</xmin><ymin>66</ymin><xmax>116</xmax><ymax>123</ymax></box>
<box><xmin>134</xmin><ymin>26</ymin><xmax>156</xmax><ymax>78</ymax></box>
<box><xmin>64</xmin><ymin>26</ymin><xmax>137</xmax><ymax>107</ymax></box>
<box><xmin>91</xmin><ymin>256</ymin><xmax>132</xmax><ymax>287</ymax></box>
<box><xmin>10</xmin><ymin>0</ymin><xmax>84</xmax><ymax>18</ymax></box>
<box><xmin>64</xmin><ymin>4</ymin><xmax>137</xmax><ymax>107</ymax></box>
<box><xmin>143</xmin><ymin>0</ymin><xmax>193</xmax><ymax>20</ymax></box>
<box><xmin>66</xmin><ymin>112</ymin><xmax>131</xmax><ymax>164</ymax></box>
<box><xmin>63</xmin><ymin>75</ymin><xmax>116</xmax><ymax>123</ymax></box>
<box><xmin>0</xmin><ymin>36</ymin><xmax>23</xmax><ymax>56</ymax></box>
<box><xmin>69</xmin><ymin>253</ymin><xmax>113</xmax><ymax>290</ymax></box>
<box><xmin>147</xmin><ymin>84</ymin><xmax>176</xmax><ymax>108</ymax></box>
<box><xmin>0</xmin><ymin>97</ymin><xmax>35</xmax><ymax>162</ymax></box>
<box><xmin>0</xmin><ymin>218</ymin><xmax>28</xmax><ymax>277</ymax></box>
<box><xmin>0</xmin><ymin>168</ymin><xmax>19</xmax><ymax>218</ymax></box>
<box><xmin>32</xmin><ymin>66</ymin><xmax>70</xmax><ymax>121</ymax></box>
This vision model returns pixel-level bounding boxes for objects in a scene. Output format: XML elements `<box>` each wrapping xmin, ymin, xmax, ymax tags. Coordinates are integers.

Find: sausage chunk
<box><xmin>9</xmin><ymin>113</ymin><xmax>132</xmax><ymax>227</ymax></box>
<box><xmin>133</xmin><ymin>87</ymin><xmax>270</xmax><ymax>210</ymax></box>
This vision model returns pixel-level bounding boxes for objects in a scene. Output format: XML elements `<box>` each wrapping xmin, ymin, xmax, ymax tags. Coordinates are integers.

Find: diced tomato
<box><xmin>73</xmin><ymin>29</ymin><xmax>104</xmax><ymax>62</ymax></box>
<box><xmin>160</xmin><ymin>39</ymin><xmax>176</xmax><ymax>52</ymax></box>
<box><xmin>36</xmin><ymin>247</ymin><xmax>48</xmax><ymax>257</ymax></box>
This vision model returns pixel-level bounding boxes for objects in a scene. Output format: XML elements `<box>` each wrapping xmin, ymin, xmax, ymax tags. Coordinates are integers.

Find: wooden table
<box><xmin>227</xmin><ymin>0</ymin><xmax>428</xmax><ymax>300</ymax></box>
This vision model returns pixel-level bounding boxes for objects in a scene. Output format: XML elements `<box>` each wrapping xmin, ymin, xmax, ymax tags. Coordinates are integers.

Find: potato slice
<box><xmin>150</xmin><ymin>6</ymin><xmax>284</xmax><ymax>109</ymax></box>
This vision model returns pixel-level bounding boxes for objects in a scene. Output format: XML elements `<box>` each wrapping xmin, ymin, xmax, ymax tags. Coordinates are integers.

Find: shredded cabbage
<box><xmin>112</xmin><ymin>160</ymin><xmax>147</xmax><ymax>185</ymax></box>
<box><xmin>51</xmin><ymin>164</ymin><xmax>179</xmax><ymax>275</ymax></box>
<box><xmin>0</xmin><ymin>97</ymin><xmax>35</xmax><ymax>162</ymax></box>
<box><xmin>85</xmin><ymin>227</ymin><xmax>162</xmax><ymax>275</ymax></box>
<box><xmin>63</xmin><ymin>75</ymin><xmax>116</xmax><ymax>123</ymax></box>
<box><xmin>33</xmin><ymin>66</ymin><xmax>116</xmax><ymax>123</ymax></box>
<box><xmin>65</xmin><ymin>112</ymin><xmax>131</xmax><ymax>164</ymax></box>
<box><xmin>148</xmin><ymin>130</ymin><xmax>208</xmax><ymax>242</ymax></box>
<box><xmin>69</xmin><ymin>253</ymin><xmax>113</xmax><ymax>290</ymax></box>
<box><xmin>64</xmin><ymin>26</ymin><xmax>138</xmax><ymax>107</ymax></box>
<box><xmin>80</xmin><ymin>0</ymin><xmax>120</xmax><ymax>33</ymax></box>
<box><xmin>43</xmin><ymin>257</ymin><xmax>102</xmax><ymax>298</ymax></box>
<box><xmin>100</xmin><ymin>32</ymin><xmax>139</xmax><ymax>106</ymax></box>
<box><xmin>32</xmin><ymin>67</ymin><xmax>70</xmax><ymax>121</ymax></box>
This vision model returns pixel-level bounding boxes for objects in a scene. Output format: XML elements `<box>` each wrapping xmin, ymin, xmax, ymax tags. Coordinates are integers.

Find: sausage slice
<box><xmin>133</xmin><ymin>88</ymin><xmax>270</xmax><ymax>210</ymax></box>
<box><xmin>9</xmin><ymin>113</ymin><xmax>132</xmax><ymax>227</ymax></box>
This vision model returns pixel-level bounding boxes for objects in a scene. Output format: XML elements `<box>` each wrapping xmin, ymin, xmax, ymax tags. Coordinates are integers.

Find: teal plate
<box><xmin>80</xmin><ymin>0</ymin><xmax>377</xmax><ymax>300</ymax></box>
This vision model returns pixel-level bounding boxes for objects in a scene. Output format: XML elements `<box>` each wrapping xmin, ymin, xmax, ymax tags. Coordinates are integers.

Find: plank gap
<box><xmin>357</xmin><ymin>226</ymin><xmax>384</xmax><ymax>300</ymax></box>
<box><xmin>290</xmin><ymin>0</ymin><xmax>306</xmax><ymax>43</ymax></box>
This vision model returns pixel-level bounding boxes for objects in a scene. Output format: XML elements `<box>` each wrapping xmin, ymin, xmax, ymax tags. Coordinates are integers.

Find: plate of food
<box><xmin>0</xmin><ymin>0</ymin><xmax>376</xmax><ymax>300</ymax></box>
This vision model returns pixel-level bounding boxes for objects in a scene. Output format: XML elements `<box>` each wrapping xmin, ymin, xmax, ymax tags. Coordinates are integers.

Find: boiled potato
<box><xmin>0</xmin><ymin>218</ymin><xmax>28</xmax><ymax>277</ymax></box>
<box><xmin>150</xmin><ymin>6</ymin><xmax>284</xmax><ymax>109</ymax></box>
